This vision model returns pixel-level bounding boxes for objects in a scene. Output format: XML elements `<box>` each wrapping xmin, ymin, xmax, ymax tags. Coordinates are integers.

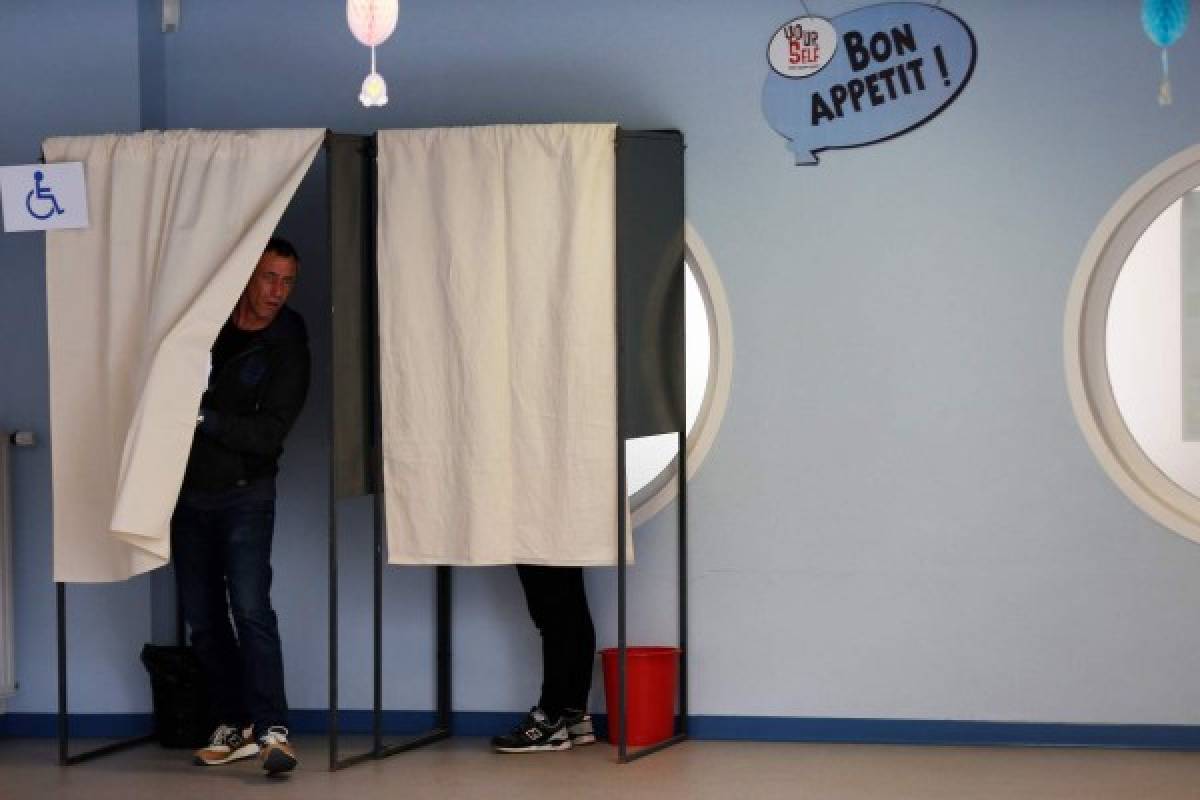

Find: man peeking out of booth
<box><xmin>172</xmin><ymin>236</ymin><xmax>310</xmax><ymax>776</ymax></box>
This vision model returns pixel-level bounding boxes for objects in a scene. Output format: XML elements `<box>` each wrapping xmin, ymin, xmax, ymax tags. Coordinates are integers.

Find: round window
<box><xmin>625</xmin><ymin>223</ymin><xmax>733</xmax><ymax>525</ymax></box>
<box><xmin>1066</xmin><ymin>144</ymin><xmax>1200</xmax><ymax>542</ymax></box>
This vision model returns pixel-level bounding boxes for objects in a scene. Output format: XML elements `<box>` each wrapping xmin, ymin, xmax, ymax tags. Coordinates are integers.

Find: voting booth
<box><xmin>44</xmin><ymin>126</ymin><xmax>687</xmax><ymax>768</ymax></box>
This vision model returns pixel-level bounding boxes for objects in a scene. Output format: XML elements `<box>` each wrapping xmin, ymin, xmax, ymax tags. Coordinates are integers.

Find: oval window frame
<box><xmin>1065</xmin><ymin>143</ymin><xmax>1200</xmax><ymax>543</ymax></box>
<box><xmin>630</xmin><ymin>221</ymin><xmax>734</xmax><ymax>526</ymax></box>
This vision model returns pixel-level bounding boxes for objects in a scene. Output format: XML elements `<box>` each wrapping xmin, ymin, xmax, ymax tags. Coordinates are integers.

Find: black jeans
<box><xmin>171</xmin><ymin>478</ymin><xmax>287</xmax><ymax>738</ymax></box>
<box><xmin>516</xmin><ymin>565</ymin><xmax>596</xmax><ymax>720</ymax></box>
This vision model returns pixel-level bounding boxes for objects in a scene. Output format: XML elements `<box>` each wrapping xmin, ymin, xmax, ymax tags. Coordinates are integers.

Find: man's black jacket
<box><xmin>181</xmin><ymin>305</ymin><xmax>311</xmax><ymax>491</ymax></box>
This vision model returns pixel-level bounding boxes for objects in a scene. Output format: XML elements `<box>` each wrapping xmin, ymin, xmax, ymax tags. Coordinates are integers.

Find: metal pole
<box><xmin>681</xmin><ymin>164</ymin><xmax>691</xmax><ymax>738</ymax></box>
<box><xmin>612</xmin><ymin>131</ymin><xmax>689</xmax><ymax>763</ymax></box>
<box><xmin>436</xmin><ymin>565</ymin><xmax>452</xmax><ymax>730</ymax></box>
<box><xmin>677</xmin><ymin>187</ymin><xmax>689</xmax><ymax>736</ymax></box>
<box><xmin>331</xmin><ymin>132</ymin><xmax>448</xmax><ymax>769</ymax></box>
<box><xmin>326</xmin><ymin>132</ymin><xmax>342</xmax><ymax>772</ymax></box>
<box><xmin>617</xmin><ymin>445</ymin><xmax>629</xmax><ymax>762</ymax></box>
<box><xmin>366</xmin><ymin>132</ymin><xmax>385</xmax><ymax>758</ymax></box>
<box><xmin>373</xmin><ymin>488</ymin><xmax>384</xmax><ymax>754</ymax></box>
<box><xmin>329</xmin><ymin>497</ymin><xmax>340</xmax><ymax>769</ymax></box>
<box><xmin>56</xmin><ymin>582</ymin><xmax>67</xmax><ymax>766</ymax></box>
<box><xmin>55</xmin><ymin>574</ymin><xmax>158</xmax><ymax>764</ymax></box>
<box><xmin>678</xmin><ymin>430</ymin><xmax>688</xmax><ymax>735</ymax></box>
<box><xmin>614</xmin><ymin>144</ymin><xmax>630</xmax><ymax>761</ymax></box>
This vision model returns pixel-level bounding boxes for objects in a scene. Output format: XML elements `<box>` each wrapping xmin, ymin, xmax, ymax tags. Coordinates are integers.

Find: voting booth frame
<box><xmin>54</xmin><ymin>128</ymin><xmax>688</xmax><ymax>768</ymax></box>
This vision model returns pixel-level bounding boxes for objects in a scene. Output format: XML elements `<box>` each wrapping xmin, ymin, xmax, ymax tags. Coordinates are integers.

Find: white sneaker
<box><xmin>257</xmin><ymin>725</ymin><xmax>299</xmax><ymax>775</ymax></box>
<box><xmin>564</xmin><ymin>710</ymin><xmax>596</xmax><ymax>745</ymax></box>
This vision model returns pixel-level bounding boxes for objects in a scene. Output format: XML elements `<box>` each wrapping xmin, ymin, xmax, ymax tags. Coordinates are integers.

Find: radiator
<box><xmin>0</xmin><ymin>433</ymin><xmax>16</xmax><ymax>706</ymax></box>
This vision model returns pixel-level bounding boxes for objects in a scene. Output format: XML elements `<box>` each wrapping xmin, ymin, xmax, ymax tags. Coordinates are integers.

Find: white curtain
<box><xmin>44</xmin><ymin>129</ymin><xmax>324</xmax><ymax>583</ymax></box>
<box><xmin>377</xmin><ymin>124</ymin><xmax>623</xmax><ymax>565</ymax></box>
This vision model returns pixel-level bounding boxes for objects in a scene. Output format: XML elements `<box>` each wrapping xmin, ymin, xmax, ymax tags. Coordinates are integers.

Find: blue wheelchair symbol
<box><xmin>25</xmin><ymin>170</ymin><xmax>65</xmax><ymax>220</ymax></box>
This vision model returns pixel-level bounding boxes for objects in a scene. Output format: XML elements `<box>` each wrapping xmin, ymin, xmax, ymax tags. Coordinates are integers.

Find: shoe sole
<box><xmin>193</xmin><ymin>743</ymin><xmax>260</xmax><ymax>766</ymax></box>
<box><xmin>569</xmin><ymin>733</ymin><xmax>596</xmax><ymax>746</ymax></box>
<box><xmin>493</xmin><ymin>740</ymin><xmax>572</xmax><ymax>754</ymax></box>
<box><xmin>262</xmin><ymin>746</ymin><xmax>298</xmax><ymax>775</ymax></box>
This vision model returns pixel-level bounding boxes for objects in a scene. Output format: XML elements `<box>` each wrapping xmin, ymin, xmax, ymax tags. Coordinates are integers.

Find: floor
<box><xmin>3</xmin><ymin>736</ymin><xmax>1200</xmax><ymax>799</ymax></box>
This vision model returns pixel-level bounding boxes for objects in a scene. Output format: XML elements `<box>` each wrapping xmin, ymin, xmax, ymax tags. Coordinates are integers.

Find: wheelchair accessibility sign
<box><xmin>0</xmin><ymin>163</ymin><xmax>88</xmax><ymax>232</ymax></box>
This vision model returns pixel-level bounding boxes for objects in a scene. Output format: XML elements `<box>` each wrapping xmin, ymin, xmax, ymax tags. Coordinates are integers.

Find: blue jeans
<box><xmin>171</xmin><ymin>478</ymin><xmax>287</xmax><ymax>738</ymax></box>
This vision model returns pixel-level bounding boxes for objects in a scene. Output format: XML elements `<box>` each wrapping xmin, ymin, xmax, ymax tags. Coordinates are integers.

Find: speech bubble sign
<box><xmin>762</xmin><ymin>3</ymin><xmax>976</xmax><ymax>165</ymax></box>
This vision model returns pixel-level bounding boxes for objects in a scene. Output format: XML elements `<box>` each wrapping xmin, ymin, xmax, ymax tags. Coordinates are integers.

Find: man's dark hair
<box><xmin>264</xmin><ymin>236</ymin><xmax>300</xmax><ymax>263</ymax></box>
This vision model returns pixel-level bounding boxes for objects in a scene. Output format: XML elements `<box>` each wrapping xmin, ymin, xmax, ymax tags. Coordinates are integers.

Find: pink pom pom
<box><xmin>347</xmin><ymin>0</ymin><xmax>398</xmax><ymax>47</ymax></box>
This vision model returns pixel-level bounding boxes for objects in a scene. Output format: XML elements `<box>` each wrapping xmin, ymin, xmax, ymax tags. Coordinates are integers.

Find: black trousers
<box><xmin>515</xmin><ymin>565</ymin><xmax>596</xmax><ymax>720</ymax></box>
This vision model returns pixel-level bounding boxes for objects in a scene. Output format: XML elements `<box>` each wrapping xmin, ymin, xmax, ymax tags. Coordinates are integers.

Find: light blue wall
<box><xmin>6</xmin><ymin>0</ymin><xmax>1200</xmax><ymax>725</ymax></box>
<box><xmin>0</xmin><ymin>1</ymin><xmax>152</xmax><ymax>714</ymax></box>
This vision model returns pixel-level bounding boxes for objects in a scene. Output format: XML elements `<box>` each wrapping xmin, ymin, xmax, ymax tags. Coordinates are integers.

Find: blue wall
<box><xmin>0</xmin><ymin>1</ymin><xmax>153</xmax><ymax>714</ymax></box>
<box><xmin>6</xmin><ymin>0</ymin><xmax>1200</xmax><ymax>735</ymax></box>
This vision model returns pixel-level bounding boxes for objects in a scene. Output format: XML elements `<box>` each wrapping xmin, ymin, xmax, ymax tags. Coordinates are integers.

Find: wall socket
<box><xmin>163</xmin><ymin>0</ymin><xmax>181</xmax><ymax>33</ymax></box>
<box><xmin>8</xmin><ymin>432</ymin><xmax>34</xmax><ymax>448</ymax></box>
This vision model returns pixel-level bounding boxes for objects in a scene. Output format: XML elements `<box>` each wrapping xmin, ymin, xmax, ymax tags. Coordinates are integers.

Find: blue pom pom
<box><xmin>1143</xmin><ymin>0</ymin><xmax>1190</xmax><ymax>48</ymax></box>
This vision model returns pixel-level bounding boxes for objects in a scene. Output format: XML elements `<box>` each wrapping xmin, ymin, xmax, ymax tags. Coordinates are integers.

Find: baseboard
<box><xmin>5</xmin><ymin>711</ymin><xmax>1200</xmax><ymax>750</ymax></box>
<box><xmin>1</xmin><ymin>712</ymin><xmax>155</xmax><ymax>738</ymax></box>
<box><xmin>684</xmin><ymin>717</ymin><xmax>1200</xmax><ymax>749</ymax></box>
<box><xmin>288</xmin><ymin>709</ymin><xmax>524</xmax><ymax>737</ymax></box>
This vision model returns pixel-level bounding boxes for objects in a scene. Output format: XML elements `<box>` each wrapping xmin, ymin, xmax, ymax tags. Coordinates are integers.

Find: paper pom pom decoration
<box><xmin>347</xmin><ymin>0</ymin><xmax>399</xmax><ymax>107</ymax></box>
<box><xmin>1142</xmin><ymin>0</ymin><xmax>1191</xmax><ymax>105</ymax></box>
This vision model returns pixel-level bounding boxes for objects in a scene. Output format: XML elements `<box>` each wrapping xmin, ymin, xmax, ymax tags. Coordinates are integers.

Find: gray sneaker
<box><xmin>491</xmin><ymin>708</ymin><xmax>572</xmax><ymax>753</ymax></box>
<box><xmin>563</xmin><ymin>710</ymin><xmax>596</xmax><ymax>746</ymax></box>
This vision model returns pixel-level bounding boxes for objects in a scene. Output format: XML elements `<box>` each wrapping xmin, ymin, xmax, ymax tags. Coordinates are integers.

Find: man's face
<box><xmin>242</xmin><ymin>251</ymin><xmax>298</xmax><ymax>324</ymax></box>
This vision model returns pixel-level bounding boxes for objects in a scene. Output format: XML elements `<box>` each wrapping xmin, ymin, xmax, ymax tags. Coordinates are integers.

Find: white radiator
<box><xmin>0</xmin><ymin>433</ymin><xmax>17</xmax><ymax>707</ymax></box>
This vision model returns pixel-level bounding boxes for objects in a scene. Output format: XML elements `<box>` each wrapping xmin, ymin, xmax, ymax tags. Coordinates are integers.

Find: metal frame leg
<box><xmin>327</xmin><ymin>498</ymin><xmax>453</xmax><ymax>771</ymax></box>
<box><xmin>614</xmin><ymin>170</ymin><xmax>689</xmax><ymax>762</ymax></box>
<box><xmin>614</xmin><ymin>428</ymin><xmax>689</xmax><ymax>764</ymax></box>
<box><xmin>327</xmin><ymin>536</ymin><xmax>452</xmax><ymax>769</ymax></box>
<box><xmin>328</xmin><ymin>133</ymin><xmax>452</xmax><ymax>771</ymax></box>
<box><xmin>56</xmin><ymin>582</ymin><xmax>154</xmax><ymax>766</ymax></box>
<box><xmin>367</xmin><ymin>566</ymin><xmax>452</xmax><ymax>761</ymax></box>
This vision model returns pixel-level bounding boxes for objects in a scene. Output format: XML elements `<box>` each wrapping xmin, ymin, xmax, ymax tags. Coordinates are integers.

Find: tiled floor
<box><xmin>3</xmin><ymin>736</ymin><xmax>1200</xmax><ymax>799</ymax></box>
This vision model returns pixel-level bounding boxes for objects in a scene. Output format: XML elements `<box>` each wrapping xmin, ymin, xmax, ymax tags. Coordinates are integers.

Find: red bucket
<box><xmin>600</xmin><ymin>646</ymin><xmax>680</xmax><ymax>746</ymax></box>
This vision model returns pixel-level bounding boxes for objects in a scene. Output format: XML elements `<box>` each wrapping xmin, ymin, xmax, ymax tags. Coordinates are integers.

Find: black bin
<box><xmin>140</xmin><ymin>644</ymin><xmax>211</xmax><ymax>748</ymax></box>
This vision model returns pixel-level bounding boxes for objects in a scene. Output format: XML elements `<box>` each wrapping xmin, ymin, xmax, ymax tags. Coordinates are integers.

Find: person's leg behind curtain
<box><xmin>562</xmin><ymin>567</ymin><xmax>596</xmax><ymax>713</ymax></box>
<box><xmin>491</xmin><ymin>565</ymin><xmax>593</xmax><ymax>753</ymax></box>
<box><xmin>516</xmin><ymin>564</ymin><xmax>596</xmax><ymax>720</ymax></box>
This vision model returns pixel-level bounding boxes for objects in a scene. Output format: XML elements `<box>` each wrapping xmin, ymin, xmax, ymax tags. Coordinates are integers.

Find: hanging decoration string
<box><xmin>1142</xmin><ymin>0</ymin><xmax>1190</xmax><ymax>106</ymax></box>
<box><xmin>1162</xmin><ymin>47</ymin><xmax>1172</xmax><ymax>105</ymax></box>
